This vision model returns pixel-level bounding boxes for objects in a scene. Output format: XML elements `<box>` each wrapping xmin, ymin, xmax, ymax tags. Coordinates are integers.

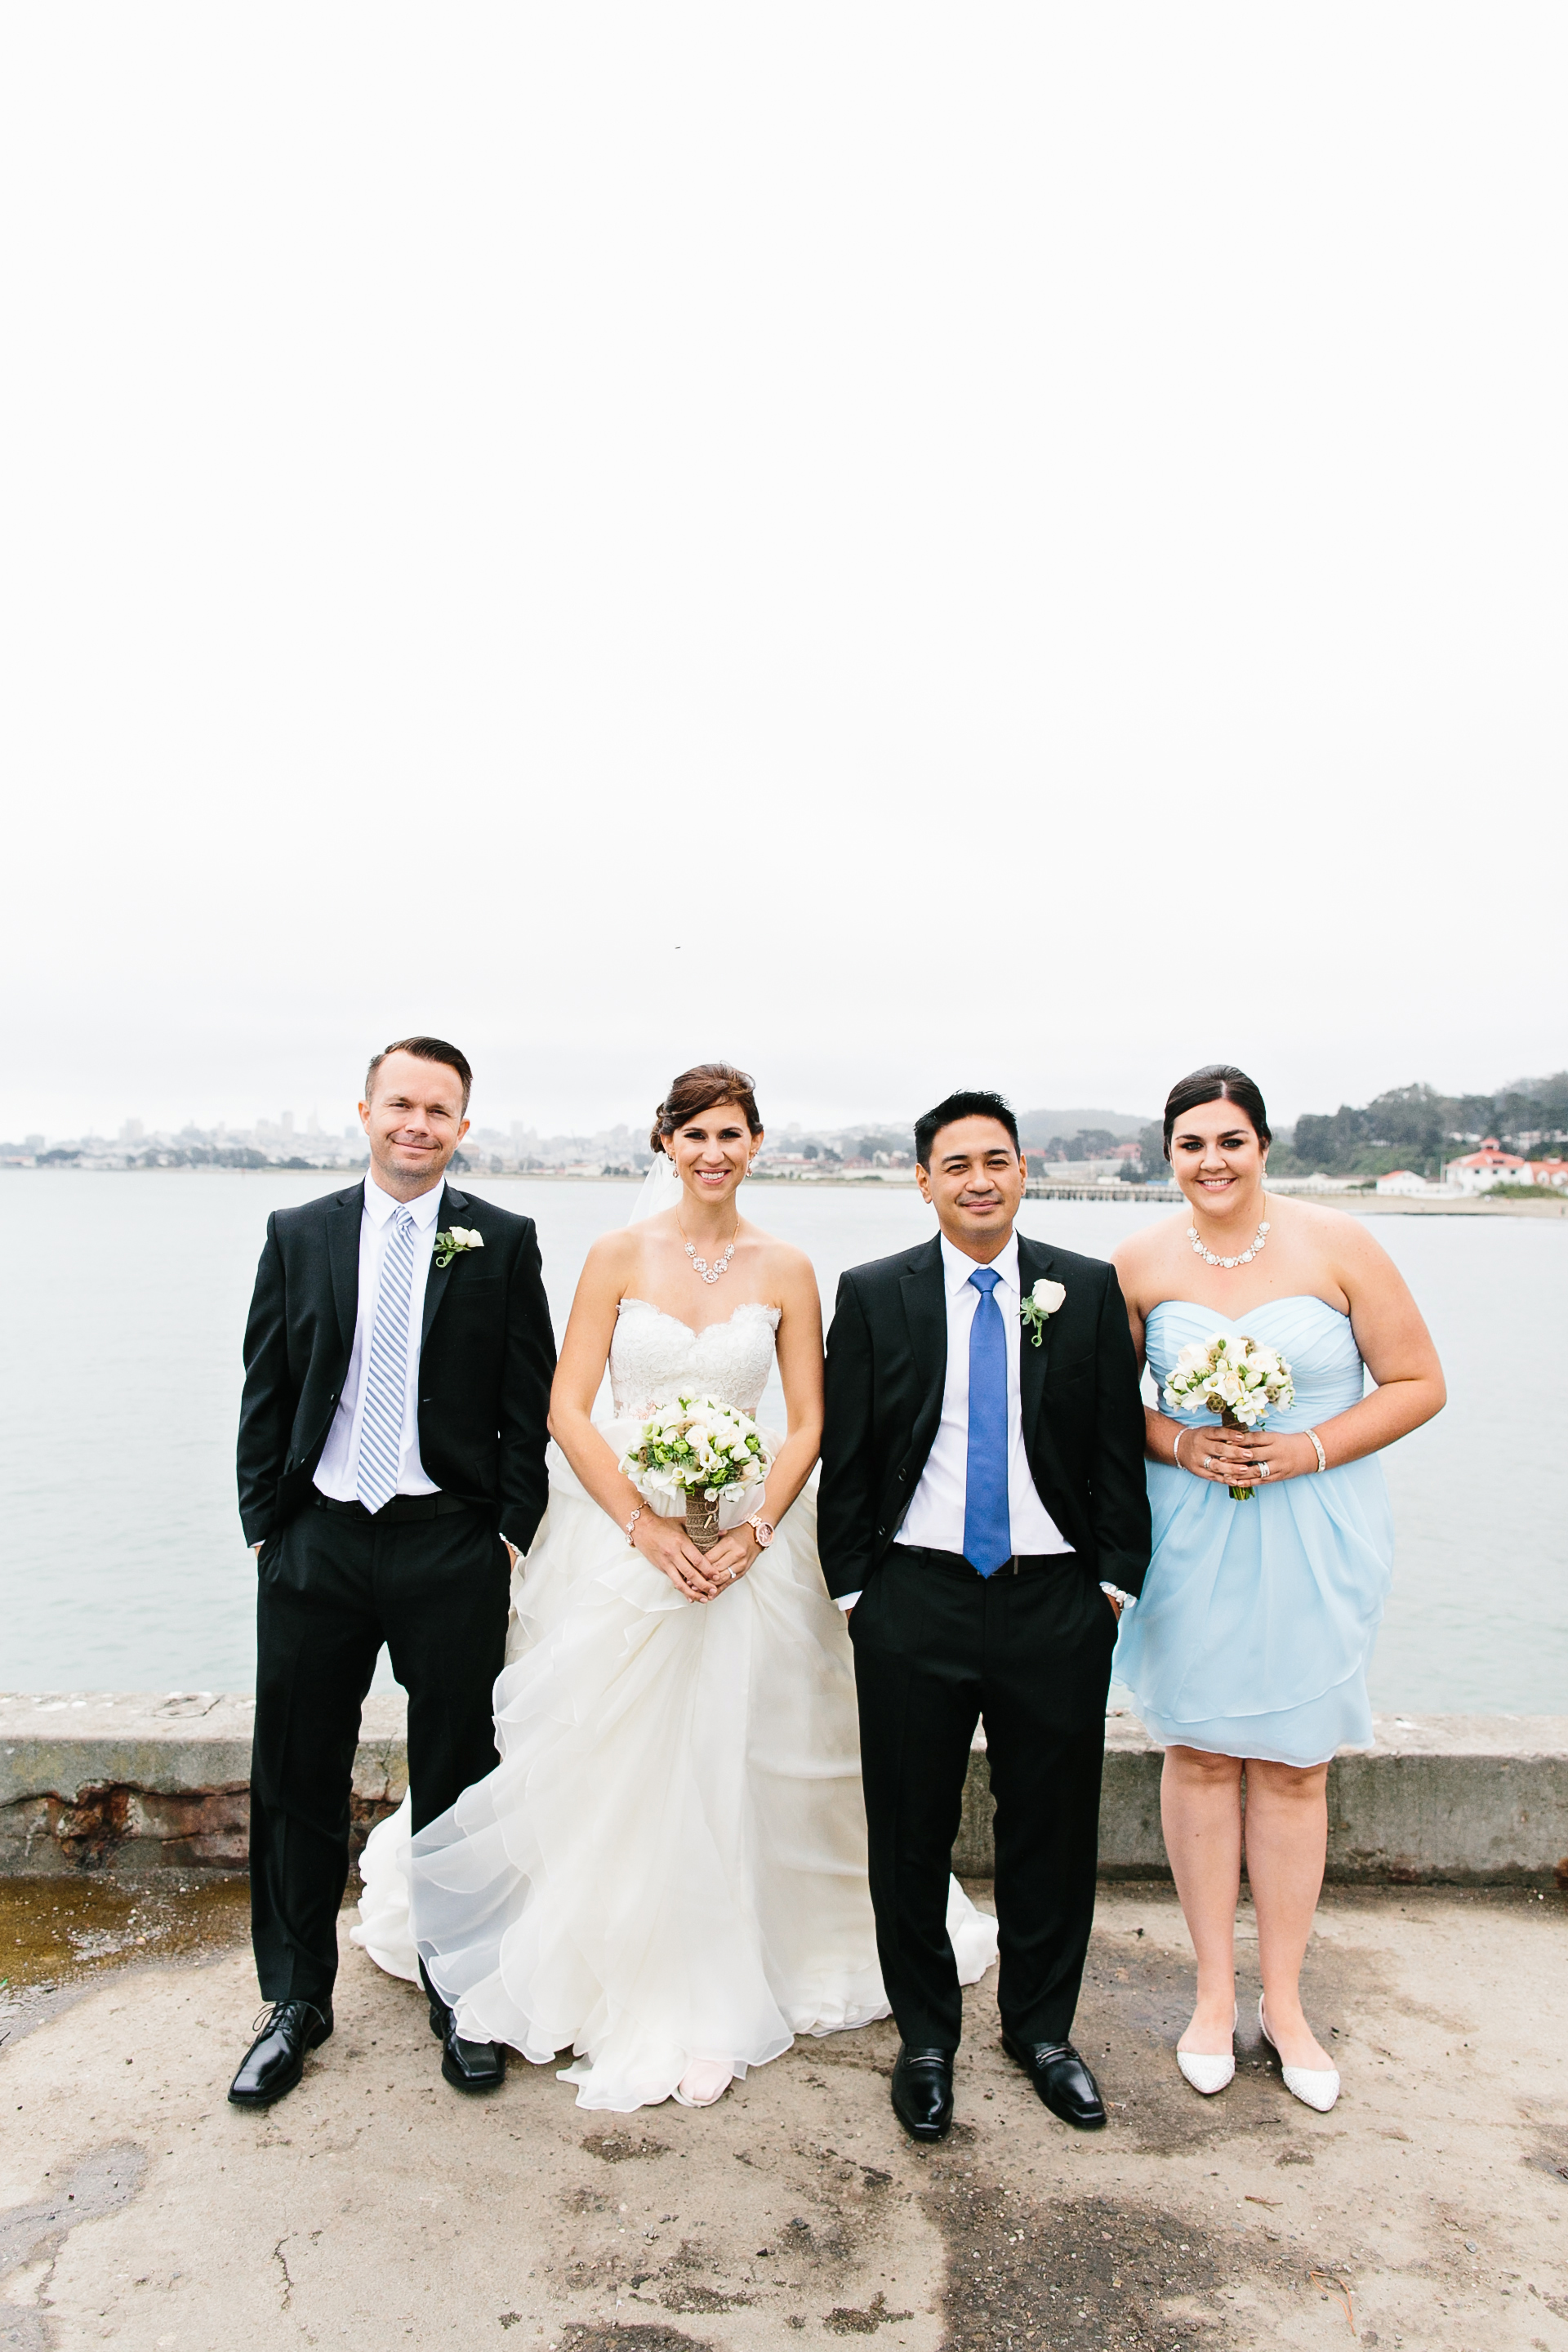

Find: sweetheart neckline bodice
<box><xmin>617</xmin><ymin>1296</ymin><xmax>782</xmax><ymax>1340</ymax></box>
<box><xmin>1145</xmin><ymin>1294</ymin><xmax>1364</xmax><ymax>1426</ymax></box>
<box><xmin>609</xmin><ymin>1296</ymin><xmax>782</xmax><ymax>1421</ymax></box>
<box><xmin>1146</xmin><ymin>1294</ymin><xmax>1349</xmax><ymax>1328</ymax></box>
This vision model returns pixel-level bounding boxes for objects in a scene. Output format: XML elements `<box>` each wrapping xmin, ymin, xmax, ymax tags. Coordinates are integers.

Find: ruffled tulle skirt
<box><xmin>353</xmin><ymin>1437</ymin><xmax>996</xmax><ymax>2110</ymax></box>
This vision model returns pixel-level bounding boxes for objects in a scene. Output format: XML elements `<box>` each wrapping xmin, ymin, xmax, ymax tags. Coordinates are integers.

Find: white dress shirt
<box><xmin>898</xmin><ymin>1233</ymin><xmax>1071</xmax><ymax>1558</ymax></box>
<box><xmin>314</xmin><ymin>1174</ymin><xmax>446</xmax><ymax>1502</ymax></box>
<box><xmin>836</xmin><ymin>1231</ymin><xmax>1134</xmax><ymax>1612</ymax></box>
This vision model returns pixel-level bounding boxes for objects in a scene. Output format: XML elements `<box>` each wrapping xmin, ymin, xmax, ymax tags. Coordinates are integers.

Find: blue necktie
<box><xmin>356</xmin><ymin>1207</ymin><xmax>419</xmax><ymax>1514</ymax></box>
<box><xmin>963</xmin><ymin>1267</ymin><xmax>1013</xmax><ymax>1575</ymax></box>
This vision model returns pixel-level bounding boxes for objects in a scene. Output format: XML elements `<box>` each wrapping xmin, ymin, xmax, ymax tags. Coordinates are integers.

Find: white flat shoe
<box><xmin>1176</xmin><ymin>2002</ymin><xmax>1237</xmax><ymax>2096</ymax></box>
<box><xmin>673</xmin><ymin>2059</ymin><xmax>733</xmax><ymax>2109</ymax></box>
<box><xmin>1258</xmin><ymin>1995</ymin><xmax>1339</xmax><ymax>2113</ymax></box>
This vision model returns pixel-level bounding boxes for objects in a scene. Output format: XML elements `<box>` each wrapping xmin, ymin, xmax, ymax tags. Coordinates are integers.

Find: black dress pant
<box><xmin>249</xmin><ymin>1497</ymin><xmax>510</xmax><ymax>2007</ymax></box>
<box><xmin>849</xmin><ymin>1545</ymin><xmax>1116</xmax><ymax>2053</ymax></box>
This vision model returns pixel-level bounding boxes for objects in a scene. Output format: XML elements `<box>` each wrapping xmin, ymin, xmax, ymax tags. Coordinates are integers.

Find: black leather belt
<box><xmin>891</xmin><ymin>1544</ymin><xmax>1080</xmax><ymax>1579</ymax></box>
<box><xmin>313</xmin><ymin>1491</ymin><xmax>475</xmax><ymax>1522</ymax></box>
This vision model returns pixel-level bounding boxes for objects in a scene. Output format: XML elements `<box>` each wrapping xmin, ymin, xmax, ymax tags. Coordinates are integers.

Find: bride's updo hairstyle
<box><xmin>1162</xmin><ymin>1065</ymin><xmax>1272</xmax><ymax>1161</ymax></box>
<box><xmin>650</xmin><ymin>1063</ymin><xmax>764</xmax><ymax>1156</ymax></box>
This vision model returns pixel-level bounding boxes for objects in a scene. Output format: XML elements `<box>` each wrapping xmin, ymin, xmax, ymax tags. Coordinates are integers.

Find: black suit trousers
<box><xmin>849</xmin><ymin>1547</ymin><xmax>1116</xmax><ymax>2053</ymax></box>
<box><xmin>249</xmin><ymin>1500</ymin><xmax>510</xmax><ymax>2006</ymax></box>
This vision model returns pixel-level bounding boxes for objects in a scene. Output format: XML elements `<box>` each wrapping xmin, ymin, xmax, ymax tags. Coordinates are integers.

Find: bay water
<box><xmin>1</xmin><ymin>1171</ymin><xmax>1561</xmax><ymax>1713</ymax></box>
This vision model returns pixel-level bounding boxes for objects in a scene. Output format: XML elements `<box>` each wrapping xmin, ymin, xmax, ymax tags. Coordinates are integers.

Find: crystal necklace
<box><xmin>679</xmin><ymin>1214</ymin><xmax>738</xmax><ymax>1285</ymax></box>
<box><xmin>1188</xmin><ymin>1217</ymin><xmax>1269</xmax><ymax>1270</ymax></box>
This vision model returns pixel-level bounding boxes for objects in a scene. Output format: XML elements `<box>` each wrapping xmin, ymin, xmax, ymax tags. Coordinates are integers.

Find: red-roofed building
<box><xmin>1441</xmin><ymin>1138</ymin><xmax>1527</xmax><ymax>1193</ymax></box>
<box><xmin>1526</xmin><ymin>1158</ymin><xmax>1568</xmax><ymax>1190</ymax></box>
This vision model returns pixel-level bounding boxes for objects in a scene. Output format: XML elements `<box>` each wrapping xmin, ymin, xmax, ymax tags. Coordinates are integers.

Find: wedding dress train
<box><xmin>354</xmin><ymin>1295</ymin><xmax>997</xmax><ymax>2111</ymax></box>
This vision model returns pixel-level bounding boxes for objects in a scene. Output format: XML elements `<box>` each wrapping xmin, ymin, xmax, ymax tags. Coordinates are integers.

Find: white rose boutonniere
<box><xmin>433</xmin><ymin>1226</ymin><xmax>484</xmax><ymax>1269</ymax></box>
<box><xmin>1020</xmin><ymin>1276</ymin><xmax>1067</xmax><ymax>1348</ymax></box>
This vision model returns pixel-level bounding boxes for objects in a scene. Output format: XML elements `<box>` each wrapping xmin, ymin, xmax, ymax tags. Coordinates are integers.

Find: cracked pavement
<box><xmin>1</xmin><ymin>1879</ymin><xmax>1565</xmax><ymax>2348</ymax></box>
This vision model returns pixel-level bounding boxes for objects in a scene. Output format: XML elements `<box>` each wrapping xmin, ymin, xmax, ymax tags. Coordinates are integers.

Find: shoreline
<box><xmin>5</xmin><ymin>1165</ymin><xmax>1565</xmax><ymax>1215</ymax></box>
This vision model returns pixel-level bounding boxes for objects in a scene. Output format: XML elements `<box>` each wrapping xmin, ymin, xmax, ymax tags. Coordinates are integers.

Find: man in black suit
<box><xmin>230</xmin><ymin>1036</ymin><xmax>555</xmax><ymax>2108</ymax></box>
<box><xmin>819</xmin><ymin>1089</ymin><xmax>1149</xmax><ymax>2142</ymax></box>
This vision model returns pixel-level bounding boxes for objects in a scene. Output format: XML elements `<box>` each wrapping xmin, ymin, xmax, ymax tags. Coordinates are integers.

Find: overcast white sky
<box><xmin>2</xmin><ymin>4</ymin><xmax>1562</xmax><ymax>1143</ymax></box>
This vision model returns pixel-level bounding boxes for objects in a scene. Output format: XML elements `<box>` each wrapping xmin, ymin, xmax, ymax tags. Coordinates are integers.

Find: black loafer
<box><xmin>891</xmin><ymin>2046</ymin><xmax>955</xmax><ymax>2141</ymax></box>
<box><xmin>441</xmin><ymin>2021</ymin><xmax>506</xmax><ymax>2093</ymax></box>
<box><xmin>1001</xmin><ymin>2034</ymin><xmax>1107</xmax><ymax>2129</ymax></box>
<box><xmin>422</xmin><ymin>1967</ymin><xmax>505</xmax><ymax>2093</ymax></box>
<box><xmin>228</xmin><ymin>1999</ymin><xmax>333</xmax><ymax>2107</ymax></box>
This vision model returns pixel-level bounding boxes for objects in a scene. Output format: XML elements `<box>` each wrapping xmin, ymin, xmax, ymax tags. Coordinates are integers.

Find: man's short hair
<box><xmin>914</xmin><ymin>1089</ymin><xmax>1020</xmax><ymax>1170</ymax></box>
<box><xmin>364</xmin><ymin>1036</ymin><xmax>473</xmax><ymax>1111</ymax></box>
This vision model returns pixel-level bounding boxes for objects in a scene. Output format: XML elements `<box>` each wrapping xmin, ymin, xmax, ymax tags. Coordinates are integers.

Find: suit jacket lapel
<box><xmin>899</xmin><ymin>1235</ymin><xmax>948</xmax><ymax>1448</ymax></box>
<box><xmin>327</xmin><ymin>1187</ymin><xmax>362</xmax><ymax>1354</ymax></box>
<box><xmin>1016</xmin><ymin>1232</ymin><xmax>1074</xmax><ymax>1511</ymax></box>
<box><xmin>420</xmin><ymin>1182</ymin><xmax>462</xmax><ymax>1350</ymax></box>
<box><xmin>1016</xmin><ymin>1233</ymin><xmax>1053</xmax><ymax>1423</ymax></box>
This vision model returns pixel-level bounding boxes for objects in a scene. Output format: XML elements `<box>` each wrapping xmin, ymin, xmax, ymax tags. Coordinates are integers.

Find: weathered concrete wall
<box><xmin>956</xmin><ymin>1707</ymin><xmax>1568</xmax><ymax>1888</ymax></box>
<box><xmin>5</xmin><ymin>1691</ymin><xmax>1567</xmax><ymax>1885</ymax></box>
<box><xmin>0</xmin><ymin>1692</ymin><xmax>406</xmax><ymax>1875</ymax></box>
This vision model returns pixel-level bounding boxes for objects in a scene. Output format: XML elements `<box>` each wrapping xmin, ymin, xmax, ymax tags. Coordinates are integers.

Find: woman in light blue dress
<box><xmin>1112</xmin><ymin>1067</ymin><xmax>1444</xmax><ymax>2114</ymax></box>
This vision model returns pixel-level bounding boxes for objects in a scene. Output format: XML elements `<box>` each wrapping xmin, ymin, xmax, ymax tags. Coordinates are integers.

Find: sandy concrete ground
<box><xmin>2</xmin><ymin>1880</ymin><xmax>1565</xmax><ymax>2352</ymax></box>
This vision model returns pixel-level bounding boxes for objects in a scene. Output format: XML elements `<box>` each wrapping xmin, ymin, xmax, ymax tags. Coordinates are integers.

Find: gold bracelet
<box><xmin>1306</xmin><ymin>1428</ymin><xmax>1326</xmax><ymax>1473</ymax></box>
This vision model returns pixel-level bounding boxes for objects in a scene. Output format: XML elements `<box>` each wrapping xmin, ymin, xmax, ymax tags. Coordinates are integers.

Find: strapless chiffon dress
<box><xmin>1114</xmin><ymin>1296</ymin><xmax>1394</xmax><ymax>1767</ymax></box>
<box><xmin>352</xmin><ymin>1298</ymin><xmax>996</xmax><ymax>2110</ymax></box>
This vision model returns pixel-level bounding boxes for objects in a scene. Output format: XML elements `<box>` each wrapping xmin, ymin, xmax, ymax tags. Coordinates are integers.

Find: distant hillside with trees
<box><xmin>1272</xmin><ymin>1072</ymin><xmax>1568</xmax><ymax>1180</ymax></box>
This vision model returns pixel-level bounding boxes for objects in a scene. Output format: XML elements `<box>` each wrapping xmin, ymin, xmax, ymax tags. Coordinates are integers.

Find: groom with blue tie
<box><xmin>819</xmin><ymin>1091</ymin><xmax>1150</xmax><ymax>2142</ymax></box>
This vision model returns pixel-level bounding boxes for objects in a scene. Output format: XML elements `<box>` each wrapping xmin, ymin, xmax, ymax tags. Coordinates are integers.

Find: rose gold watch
<box><xmin>746</xmin><ymin>1512</ymin><xmax>775</xmax><ymax>1548</ymax></box>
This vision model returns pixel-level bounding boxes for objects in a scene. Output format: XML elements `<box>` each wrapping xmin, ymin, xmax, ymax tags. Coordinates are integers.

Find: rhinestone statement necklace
<box><xmin>1189</xmin><ymin>1218</ymin><xmax>1270</xmax><ymax>1270</ymax></box>
<box><xmin>679</xmin><ymin>1215</ymin><xmax>738</xmax><ymax>1285</ymax></box>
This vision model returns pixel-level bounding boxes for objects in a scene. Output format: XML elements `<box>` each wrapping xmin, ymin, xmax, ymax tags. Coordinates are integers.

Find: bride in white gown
<box><xmin>353</xmin><ymin>1062</ymin><xmax>996</xmax><ymax>2112</ymax></box>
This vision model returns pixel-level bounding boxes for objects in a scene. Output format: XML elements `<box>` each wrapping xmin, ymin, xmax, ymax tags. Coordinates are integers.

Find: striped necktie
<box><xmin>355</xmin><ymin>1206</ymin><xmax>419</xmax><ymax>1515</ymax></box>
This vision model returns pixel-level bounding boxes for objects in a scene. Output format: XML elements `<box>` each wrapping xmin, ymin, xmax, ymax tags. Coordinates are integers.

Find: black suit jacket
<box><xmin>817</xmin><ymin>1231</ymin><xmax>1151</xmax><ymax>1603</ymax></box>
<box><xmin>236</xmin><ymin>1180</ymin><xmax>555</xmax><ymax>1550</ymax></box>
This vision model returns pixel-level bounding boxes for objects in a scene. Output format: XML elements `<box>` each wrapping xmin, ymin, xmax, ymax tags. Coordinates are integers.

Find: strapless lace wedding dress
<box><xmin>353</xmin><ymin>1298</ymin><xmax>996</xmax><ymax>2111</ymax></box>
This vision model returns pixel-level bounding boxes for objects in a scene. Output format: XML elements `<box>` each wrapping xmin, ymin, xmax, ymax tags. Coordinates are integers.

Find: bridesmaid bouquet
<box><xmin>1164</xmin><ymin>1334</ymin><xmax>1295</xmax><ymax>1500</ymax></box>
<box><xmin>619</xmin><ymin>1392</ymin><xmax>772</xmax><ymax>1552</ymax></box>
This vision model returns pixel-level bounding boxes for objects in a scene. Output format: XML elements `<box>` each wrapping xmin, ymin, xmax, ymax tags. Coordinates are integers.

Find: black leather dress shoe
<box><xmin>421</xmin><ymin>1968</ymin><xmax>505</xmax><ymax>2094</ymax></box>
<box><xmin>228</xmin><ymin>2000</ymin><xmax>333</xmax><ymax>2107</ymax></box>
<box><xmin>440</xmin><ymin>2020</ymin><xmax>506</xmax><ymax>2092</ymax></box>
<box><xmin>891</xmin><ymin>2046</ymin><xmax>955</xmax><ymax>2141</ymax></box>
<box><xmin>1001</xmin><ymin>2034</ymin><xmax>1107</xmax><ymax>2128</ymax></box>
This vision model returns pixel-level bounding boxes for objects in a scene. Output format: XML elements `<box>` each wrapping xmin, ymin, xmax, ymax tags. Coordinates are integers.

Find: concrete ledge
<box><xmin>0</xmin><ymin>1692</ymin><xmax>407</xmax><ymax>1874</ymax></box>
<box><xmin>956</xmin><ymin>1708</ymin><xmax>1568</xmax><ymax>1887</ymax></box>
<box><xmin>5</xmin><ymin>1692</ymin><xmax>1568</xmax><ymax>1885</ymax></box>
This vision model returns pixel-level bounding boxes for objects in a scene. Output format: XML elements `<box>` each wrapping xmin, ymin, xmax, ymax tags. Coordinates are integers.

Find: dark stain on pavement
<box><xmin>581</xmin><ymin>2129</ymin><xmax>670</xmax><ymax>2163</ymax></box>
<box><xmin>0</xmin><ymin>1876</ymin><xmax>249</xmax><ymax>2047</ymax></box>
<box><xmin>0</xmin><ymin>2140</ymin><xmax>148</xmax><ymax>2289</ymax></box>
<box><xmin>562</xmin><ymin>2328</ymin><xmax>708</xmax><ymax>2351</ymax></box>
<box><xmin>917</xmin><ymin>2152</ymin><xmax>1330</xmax><ymax>2350</ymax></box>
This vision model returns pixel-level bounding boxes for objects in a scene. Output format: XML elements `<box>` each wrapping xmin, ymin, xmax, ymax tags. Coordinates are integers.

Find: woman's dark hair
<box><xmin>650</xmin><ymin>1063</ymin><xmax>764</xmax><ymax>1155</ymax></box>
<box><xmin>1162</xmin><ymin>1065</ymin><xmax>1271</xmax><ymax>1160</ymax></box>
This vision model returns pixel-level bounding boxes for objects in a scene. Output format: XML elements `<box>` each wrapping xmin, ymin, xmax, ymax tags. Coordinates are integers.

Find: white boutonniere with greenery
<box><xmin>433</xmin><ymin>1226</ymin><xmax>484</xmax><ymax>1269</ymax></box>
<box><xmin>1020</xmin><ymin>1276</ymin><xmax>1067</xmax><ymax>1347</ymax></box>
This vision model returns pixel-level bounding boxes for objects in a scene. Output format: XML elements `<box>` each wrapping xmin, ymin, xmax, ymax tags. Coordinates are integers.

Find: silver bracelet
<box><xmin>1172</xmin><ymin>1426</ymin><xmax>1192</xmax><ymax>1472</ymax></box>
<box><xmin>1306</xmin><ymin>1428</ymin><xmax>1326</xmax><ymax>1473</ymax></box>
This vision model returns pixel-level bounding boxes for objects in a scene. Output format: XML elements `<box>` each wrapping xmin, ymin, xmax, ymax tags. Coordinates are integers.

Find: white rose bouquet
<box><xmin>619</xmin><ymin>1392</ymin><xmax>772</xmax><ymax>1552</ymax></box>
<box><xmin>1164</xmin><ymin>1334</ymin><xmax>1296</xmax><ymax>1501</ymax></box>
